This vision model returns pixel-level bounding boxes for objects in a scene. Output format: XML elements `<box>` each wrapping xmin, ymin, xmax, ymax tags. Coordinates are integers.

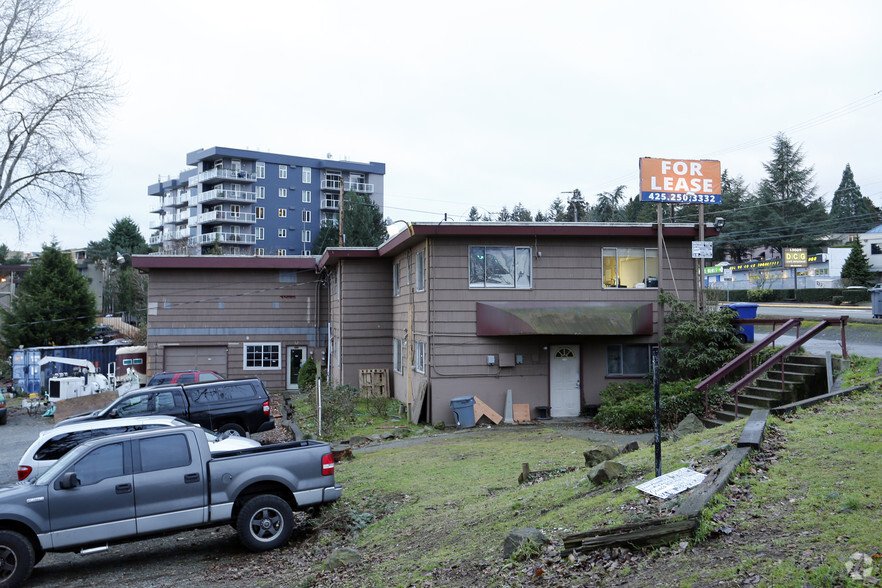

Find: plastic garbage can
<box><xmin>721</xmin><ymin>302</ymin><xmax>759</xmax><ymax>343</ymax></box>
<box><xmin>450</xmin><ymin>396</ymin><xmax>476</xmax><ymax>428</ymax></box>
<box><xmin>870</xmin><ymin>285</ymin><xmax>882</xmax><ymax>319</ymax></box>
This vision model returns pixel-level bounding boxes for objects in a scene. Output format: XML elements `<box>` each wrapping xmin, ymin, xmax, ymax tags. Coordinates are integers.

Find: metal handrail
<box><xmin>698</xmin><ymin>316</ymin><xmax>849</xmax><ymax>417</ymax></box>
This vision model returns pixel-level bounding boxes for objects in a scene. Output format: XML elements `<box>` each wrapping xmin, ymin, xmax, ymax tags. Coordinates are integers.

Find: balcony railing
<box><xmin>195</xmin><ymin>189</ymin><xmax>257</xmax><ymax>205</ymax></box>
<box><xmin>149</xmin><ymin>234</ymin><xmax>162</xmax><ymax>245</ymax></box>
<box><xmin>196</xmin><ymin>210</ymin><xmax>257</xmax><ymax>224</ymax></box>
<box><xmin>189</xmin><ymin>168</ymin><xmax>257</xmax><ymax>186</ymax></box>
<box><xmin>320</xmin><ymin>198</ymin><xmax>340</xmax><ymax>210</ymax></box>
<box><xmin>321</xmin><ymin>179</ymin><xmax>341</xmax><ymax>191</ymax></box>
<box><xmin>190</xmin><ymin>232</ymin><xmax>257</xmax><ymax>245</ymax></box>
<box><xmin>344</xmin><ymin>180</ymin><xmax>373</xmax><ymax>193</ymax></box>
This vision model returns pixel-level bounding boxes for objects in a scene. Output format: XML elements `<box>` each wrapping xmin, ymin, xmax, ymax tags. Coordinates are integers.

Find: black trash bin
<box><xmin>450</xmin><ymin>396</ymin><xmax>476</xmax><ymax>428</ymax></box>
<box><xmin>722</xmin><ymin>302</ymin><xmax>758</xmax><ymax>343</ymax></box>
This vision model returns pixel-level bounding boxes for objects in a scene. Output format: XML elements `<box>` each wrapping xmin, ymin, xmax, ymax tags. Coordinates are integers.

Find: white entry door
<box><xmin>286</xmin><ymin>346</ymin><xmax>307</xmax><ymax>391</ymax></box>
<box><xmin>550</xmin><ymin>345</ymin><xmax>581</xmax><ymax>417</ymax></box>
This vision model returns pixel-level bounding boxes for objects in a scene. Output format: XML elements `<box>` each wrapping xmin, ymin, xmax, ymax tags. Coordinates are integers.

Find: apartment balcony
<box><xmin>321</xmin><ymin>179</ymin><xmax>341</xmax><ymax>191</ymax></box>
<box><xmin>189</xmin><ymin>168</ymin><xmax>256</xmax><ymax>186</ymax></box>
<box><xmin>344</xmin><ymin>180</ymin><xmax>373</xmax><ymax>193</ymax></box>
<box><xmin>320</xmin><ymin>198</ymin><xmax>340</xmax><ymax>210</ymax></box>
<box><xmin>149</xmin><ymin>219</ymin><xmax>164</xmax><ymax>230</ymax></box>
<box><xmin>196</xmin><ymin>210</ymin><xmax>257</xmax><ymax>225</ymax></box>
<box><xmin>190</xmin><ymin>232</ymin><xmax>257</xmax><ymax>246</ymax></box>
<box><xmin>195</xmin><ymin>188</ymin><xmax>257</xmax><ymax>206</ymax></box>
<box><xmin>149</xmin><ymin>234</ymin><xmax>163</xmax><ymax>246</ymax></box>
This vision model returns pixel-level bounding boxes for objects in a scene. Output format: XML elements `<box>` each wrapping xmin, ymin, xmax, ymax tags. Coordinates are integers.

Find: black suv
<box><xmin>58</xmin><ymin>378</ymin><xmax>275</xmax><ymax>436</ymax></box>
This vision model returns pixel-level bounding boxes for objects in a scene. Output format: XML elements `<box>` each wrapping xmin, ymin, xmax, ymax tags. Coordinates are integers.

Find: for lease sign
<box><xmin>639</xmin><ymin>158</ymin><xmax>722</xmax><ymax>204</ymax></box>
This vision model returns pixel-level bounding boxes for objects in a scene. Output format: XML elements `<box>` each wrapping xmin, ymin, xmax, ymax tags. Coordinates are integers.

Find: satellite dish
<box><xmin>326</xmin><ymin>153</ymin><xmax>333</xmax><ymax>159</ymax></box>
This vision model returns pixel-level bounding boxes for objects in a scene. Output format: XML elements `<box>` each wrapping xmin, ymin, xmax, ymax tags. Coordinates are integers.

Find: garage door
<box><xmin>162</xmin><ymin>346</ymin><xmax>228</xmax><ymax>375</ymax></box>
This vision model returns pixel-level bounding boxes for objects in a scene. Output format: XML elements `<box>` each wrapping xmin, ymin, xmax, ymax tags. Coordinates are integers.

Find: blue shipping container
<box><xmin>11</xmin><ymin>343</ymin><xmax>126</xmax><ymax>396</ymax></box>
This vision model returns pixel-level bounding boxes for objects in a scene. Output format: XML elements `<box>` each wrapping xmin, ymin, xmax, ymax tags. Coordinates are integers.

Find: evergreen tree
<box><xmin>840</xmin><ymin>238</ymin><xmax>874</xmax><ymax>287</ymax></box>
<box><xmin>752</xmin><ymin>133</ymin><xmax>827</xmax><ymax>256</ymax></box>
<box><xmin>564</xmin><ymin>189</ymin><xmax>587</xmax><ymax>222</ymax></box>
<box><xmin>547</xmin><ymin>197</ymin><xmax>568</xmax><ymax>222</ymax></box>
<box><xmin>313</xmin><ymin>191</ymin><xmax>387</xmax><ymax>254</ymax></box>
<box><xmin>87</xmin><ymin>217</ymin><xmax>150</xmax><ymax>321</ymax></box>
<box><xmin>712</xmin><ymin>171</ymin><xmax>755</xmax><ymax>262</ymax></box>
<box><xmin>0</xmin><ymin>242</ymin><xmax>96</xmax><ymax>348</ymax></box>
<box><xmin>510</xmin><ymin>202</ymin><xmax>533</xmax><ymax>222</ymax></box>
<box><xmin>590</xmin><ymin>185</ymin><xmax>626</xmax><ymax>222</ymax></box>
<box><xmin>467</xmin><ymin>207</ymin><xmax>481</xmax><ymax>221</ymax></box>
<box><xmin>829</xmin><ymin>164</ymin><xmax>878</xmax><ymax>234</ymax></box>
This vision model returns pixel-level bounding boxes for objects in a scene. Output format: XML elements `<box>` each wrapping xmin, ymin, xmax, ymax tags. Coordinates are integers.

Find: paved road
<box><xmin>752</xmin><ymin>303</ymin><xmax>882</xmax><ymax>358</ymax></box>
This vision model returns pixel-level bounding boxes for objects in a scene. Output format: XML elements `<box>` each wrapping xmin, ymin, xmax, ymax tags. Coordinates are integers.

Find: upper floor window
<box><xmin>277</xmin><ymin>249</ymin><xmax>287</xmax><ymax>256</ymax></box>
<box><xmin>302</xmin><ymin>190</ymin><xmax>311</xmax><ymax>203</ymax></box>
<box><xmin>602</xmin><ymin>248</ymin><xmax>658</xmax><ymax>289</ymax></box>
<box><xmin>256</xmin><ymin>162</ymin><xmax>265</xmax><ymax>179</ymax></box>
<box><xmin>279</xmin><ymin>188</ymin><xmax>287</xmax><ymax>198</ymax></box>
<box><xmin>278</xmin><ymin>229</ymin><xmax>287</xmax><ymax>238</ymax></box>
<box><xmin>393</xmin><ymin>338</ymin><xmax>403</xmax><ymax>373</ymax></box>
<box><xmin>301</xmin><ymin>230</ymin><xmax>311</xmax><ymax>243</ymax></box>
<box><xmin>469</xmin><ymin>246</ymin><xmax>532</xmax><ymax>288</ymax></box>
<box><xmin>302</xmin><ymin>210</ymin><xmax>311</xmax><ymax>223</ymax></box>
<box><xmin>301</xmin><ymin>249</ymin><xmax>311</xmax><ymax>256</ymax></box>
<box><xmin>255</xmin><ymin>207</ymin><xmax>265</xmax><ymax>220</ymax></box>
<box><xmin>279</xmin><ymin>166</ymin><xmax>287</xmax><ymax>179</ymax></box>
<box><xmin>256</xmin><ymin>186</ymin><xmax>265</xmax><ymax>199</ymax></box>
<box><xmin>415</xmin><ymin>250</ymin><xmax>425</xmax><ymax>292</ymax></box>
<box><xmin>256</xmin><ymin>227</ymin><xmax>265</xmax><ymax>240</ymax></box>
<box><xmin>255</xmin><ymin>247</ymin><xmax>265</xmax><ymax>255</ymax></box>
<box><xmin>302</xmin><ymin>167</ymin><xmax>312</xmax><ymax>183</ymax></box>
<box><xmin>244</xmin><ymin>343</ymin><xmax>280</xmax><ymax>369</ymax></box>
<box><xmin>278</xmin><ymin>208</ymin><xmax>287</xmax><ymax>218</ymax></box>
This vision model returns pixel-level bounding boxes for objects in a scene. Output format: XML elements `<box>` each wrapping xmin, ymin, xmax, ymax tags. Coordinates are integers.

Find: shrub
<box><xmin>305</xmin><ymin>383</ymin><xmax>360</xmax><ymax>439</ymax></box>
<box><xmin>594</xmin><ymin>379</ymin><xmax>728</xmax><ymax>431</ymax></box>
<box><xmin>832</xmin><ymin>296</ymin><xmax>843</xmax><ymax>306</ymax></box>
<box><xmin>298</xmin><ymin>357</ymin><xmax>319</xmax><ymax>391</ymax></box>
<box><xmin>842</xmin><ymin>288</ymin><xmax>869</xmax><ymax>304</ymax></box>
<box><xmin>746</xmin><ymin>288</ymin><xmax>774</xmax><ymax>302</ymax></box>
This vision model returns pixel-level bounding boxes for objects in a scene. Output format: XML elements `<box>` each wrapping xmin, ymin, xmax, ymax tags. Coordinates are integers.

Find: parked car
<box><xmin>17</xmin><ymin>415</ymin><xmax>260</xmax><ymax>482</ymax></box>
<box><xmin>146</xmin><ymin>370</ymin><xmax>224</xmax><ymax>387</ymax></box>
<box><xmin>57</xmin><ymin>378</ymin><xmax>275</xmax><ymax>437</ymax></box>
<box><xmin>0</xmin><ymin>425</ymin><xmax>341</xmax><ymax>586</ymax></box>
<box><xmin>0</xmin><ymin>390</ymin><xmax>6</xmax><ymax>426</ymax></box>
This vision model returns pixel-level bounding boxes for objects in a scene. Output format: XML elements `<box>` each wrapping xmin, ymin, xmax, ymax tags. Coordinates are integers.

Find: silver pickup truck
<box><xmin>0</xmin><ymin>426</ymin><xmax>342</xmax><ymax>587</ymax></box>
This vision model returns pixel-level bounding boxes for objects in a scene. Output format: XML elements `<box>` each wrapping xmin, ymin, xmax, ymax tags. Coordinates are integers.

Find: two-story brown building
<box><xmin>135</xmin><ymin>222</ymin><xmax>714</xmax><ymax>424</ymax></box>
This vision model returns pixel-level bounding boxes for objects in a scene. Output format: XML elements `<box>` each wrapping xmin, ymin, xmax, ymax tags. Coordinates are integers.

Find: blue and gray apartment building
<box><xmin>148</xmin><ymin>147</ymin><xmax>385</xmax><ymax>255</ymax></box>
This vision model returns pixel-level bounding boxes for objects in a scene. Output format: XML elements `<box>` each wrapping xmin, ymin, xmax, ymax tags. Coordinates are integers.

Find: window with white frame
<box><xmin>277</xmin><ymin>249</ymin><xmax>287</xmax><ymax>256</ymax></box>
<box><xmin>256</xmin><ymin>207</ymin><xmax>265</xmax><ymax>220</ymax></box>
<box><xmin>469</xmin><ymin>246</ymin><xmax>532</xmax><ymax>288</ymax></box>
<box><xmin>414</xmin><ymin>341</ymin><xmax>426</xmax><ymax>373</ymax></box>
<box><xmin>256</xmin><ymin>186</ymin><xmax>265</xmax><ymax>199</ymax></box>
<box><xmin>602</xmin><ymin>247</ymin><xmax>659</xmax><ymax>289</ymax></box>
<box><xmin>393</xmin><ymin>338</ymin><xmax>403</xmax><ymax>373</ymax></box>
<box><xmin>302</xmin><ymin>210</ymin><xmax>311</xmax><ymax>223</ymax></box>
<box><xmin>393</xmin><ymin>261</ymin><xmax>401</xmax><ymax>296</ymax></box>
<box><xmin>279</xmin><ymin>188</ymin><xmax>287</xmax><ymax>198</ymax></box>
<box><xmin>606</xmin><ymin>344</ymin><xmax>655</xmax><ymax>376</ymax></box>
<box><xmin>256</xmin><ymin>227</ymin><xmax>264</xmax><ymax>241</ymax></box>
<box><xmin>301</xmin><ymin>249</ymin><xmax>311</xmax><ymax>255</ymax></box>
<box><xmin>279</xmin><ymin>166</ymin><xmax>287</xmax><ymax>179</ymax></box>
<box><xmin>278</xmin><ymin>229</ymin><xmax>287</xmax><ymax>238</ymax></box>
<box><xmin>415</xmin><ymin>249</ymin><xmax>425</xmax><ymax>292</ymax></box>
<box><xmin>255</xmin><ymin>247</ymin><xmax>264</xmax><ymax>255</ymax></box>
<box><xmin>256</xmin><ymin>162</ymin><xmax>265</xmax><ymax>179</ymax></box>
<box><xmin>302</xmin><ymin>167</ymin><xmax>311</xmax><ymax>183</ymax></box>
<box><xmin>301</xmin><ymin>229</ymin><xmax>311</xmax><ymax>243</ymax></box>
<box><xmin>278</xmin><ymin>208</ymin><xmax>287</xmax><ymax>218</ymax></box>
<box><xmin>244</xmin><ymin>343</ymin><xmax>280</xmax><ymax>369</ymax></box>
<box><xmin>302</xmin><ymin>190</ymin><xmax>311</xmax><ymax>203</ymax></box>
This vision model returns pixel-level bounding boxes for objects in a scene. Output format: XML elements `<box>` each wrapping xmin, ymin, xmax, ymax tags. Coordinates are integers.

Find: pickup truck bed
<box><xmin>0</xmin><ymin>426</ymin><xmax>341</xmax><ymax>587</ymax></box>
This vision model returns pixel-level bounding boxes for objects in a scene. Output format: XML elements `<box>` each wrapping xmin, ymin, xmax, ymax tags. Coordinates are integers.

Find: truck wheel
<box><xmin>0</xmin><ymin>530</ymin><xmax>36</xmax><ymax>587</ymax></box>
<box><xmin>236</xmin><ymin>495</ymin><xmax>294</xmax><ymax>552</ymax></box>
<box><xmin>0</xmin><ymin>412</ymin><xmax>6</xmax><ymax>426</ymax></box>
<box><xmin>218</xmin><ymin>423</ymin><xmax>247</xmax><ymax>437</ymax></box>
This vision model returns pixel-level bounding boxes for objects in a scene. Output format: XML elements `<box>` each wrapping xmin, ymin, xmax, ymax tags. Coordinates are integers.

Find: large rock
<box><xmin>503</xmin><ymin>528</ymin><xmax>549</xmax><ymax>559</ymax></box>
<box><xmin>673</xmin><ymin>413</ymin><xmax>706</xmax><ymax>441</ymax></box>
<box><xmin>583</xmin><ymin>444</ymin><xmax>620</xmax><ymax>467</ymax></box>
<box><xmin>587</xmin><ymin>460</ymin><xmax>626</xmax><ymax>485</ymax></box>
<box><xmin>324</xmin><ymin>547</ymin><xmax>361</xmax><ymax>569</ymax></box>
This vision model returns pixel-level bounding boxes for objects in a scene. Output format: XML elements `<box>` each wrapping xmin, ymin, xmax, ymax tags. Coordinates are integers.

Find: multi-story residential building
<box><xmin>148</xmin><ymin>147</ymin><xmax>385</xmax><ymax>256</ymax></box>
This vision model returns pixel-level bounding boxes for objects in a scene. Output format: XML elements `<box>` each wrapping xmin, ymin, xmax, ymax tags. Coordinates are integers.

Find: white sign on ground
<box><xmin>635</xmin><ymin>467</ymin><xmax>707</xmax><ymax>499</ymax></box>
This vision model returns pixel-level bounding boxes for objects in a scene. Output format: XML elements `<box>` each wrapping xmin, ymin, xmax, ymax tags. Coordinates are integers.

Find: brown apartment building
<box><xmin>134</xmin><ymin>222</ymin><xmax>715</xmax><ymax>424</ymax></box>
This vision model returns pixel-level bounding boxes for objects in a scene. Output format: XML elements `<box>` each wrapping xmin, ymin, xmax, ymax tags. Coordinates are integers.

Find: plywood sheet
<box><xmin>513</xmin><ymin>404</ymin><xmax>531</xmax><ymax>423</ymax></box>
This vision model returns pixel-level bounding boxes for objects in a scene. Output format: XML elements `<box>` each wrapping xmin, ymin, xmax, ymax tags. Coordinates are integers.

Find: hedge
<box><xmin>706</xmin><ymin>287</ymin><xmax>868</xmax><ymax>304</ymax></box>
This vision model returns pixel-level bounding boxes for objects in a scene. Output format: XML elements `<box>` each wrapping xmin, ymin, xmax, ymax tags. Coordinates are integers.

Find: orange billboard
<box><xmin>639</xmin><ymin>157</ymin><xmax>722</xmax><ymax>204</ymax></box>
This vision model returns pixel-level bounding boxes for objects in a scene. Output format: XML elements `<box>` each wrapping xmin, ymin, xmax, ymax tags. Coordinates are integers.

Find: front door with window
<box><xmin>287</xmin><ymin>346</ymin><xmax>307</xmax><ymax>390</ymax></box>
<box><xmin>550</xmin><ymin>345</ymin><xmax>581</xmax><ymax>417</ymax></box>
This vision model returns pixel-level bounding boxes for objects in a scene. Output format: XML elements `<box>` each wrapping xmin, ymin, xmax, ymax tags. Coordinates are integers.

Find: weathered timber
<box><xmin>562</xmin><ymin>516</ymin><xmax>698</xmax><ymax>554</ymax></box>
<box><xmin>674</xmin><ymin>447</ymin><xmax>751</xmax><ymax>517</ymax></box>
<box><xmin>737</xmin><ymin>409</ymin><xmax>769</xmax><ymax>448</ymax></box>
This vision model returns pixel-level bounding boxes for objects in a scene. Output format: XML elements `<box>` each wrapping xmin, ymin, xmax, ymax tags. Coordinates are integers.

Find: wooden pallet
<box><xmin>358</xmin><ymin>369</ymin><xmax>389</xmax><ymax>398</ymax></box>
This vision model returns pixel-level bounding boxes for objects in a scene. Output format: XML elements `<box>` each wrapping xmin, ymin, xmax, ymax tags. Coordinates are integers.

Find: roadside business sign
<box><xmin>691</xmin><ymin>241</ymin><xmax>713</xmax><ymax>259</ymax></box>
<box><xmin>639</xmin><ymin>157</ymin><xmax>722</xmax><ymax>204</ymax></box>
<box><xmin>784</xmin><ymin>248</ymin><xmax>808</xmax><ymax>267</ymax></box>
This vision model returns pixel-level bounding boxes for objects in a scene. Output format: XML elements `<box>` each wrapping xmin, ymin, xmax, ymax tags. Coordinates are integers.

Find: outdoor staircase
<box><xmin>704</xmin><ymin>355</ymin><xmax>830</xmax><ymax>427</ymax></box>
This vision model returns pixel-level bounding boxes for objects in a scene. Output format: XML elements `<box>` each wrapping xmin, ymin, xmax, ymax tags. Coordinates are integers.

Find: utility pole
<box><xmin>561</xmin><ymin>189</ymin><xmax>583</xmax><ymax>222</ymax></box>
<box><xmin>337</xmin><ymin>178</ymin><xmax>345</xmax><ymax>247</ymax></box>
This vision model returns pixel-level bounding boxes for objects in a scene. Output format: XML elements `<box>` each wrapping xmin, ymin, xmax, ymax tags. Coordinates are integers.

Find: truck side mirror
<box><xmin>58</xmin><ymin>472</ymin><xmax>81</xmax><ymax>490</ymax></box>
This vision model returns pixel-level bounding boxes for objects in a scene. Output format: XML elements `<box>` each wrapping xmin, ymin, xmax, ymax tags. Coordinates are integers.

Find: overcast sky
<box><xmin>5</xmin><ymin>0</ymin><xmax>882</xmax><ymax>252</ymax></box>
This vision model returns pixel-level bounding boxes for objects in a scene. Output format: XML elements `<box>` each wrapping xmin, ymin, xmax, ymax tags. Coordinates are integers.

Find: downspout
<box><xmin>425</xmin><ymin>238</ymin><xmax>432</xmax><ymax>424</ymax></box>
